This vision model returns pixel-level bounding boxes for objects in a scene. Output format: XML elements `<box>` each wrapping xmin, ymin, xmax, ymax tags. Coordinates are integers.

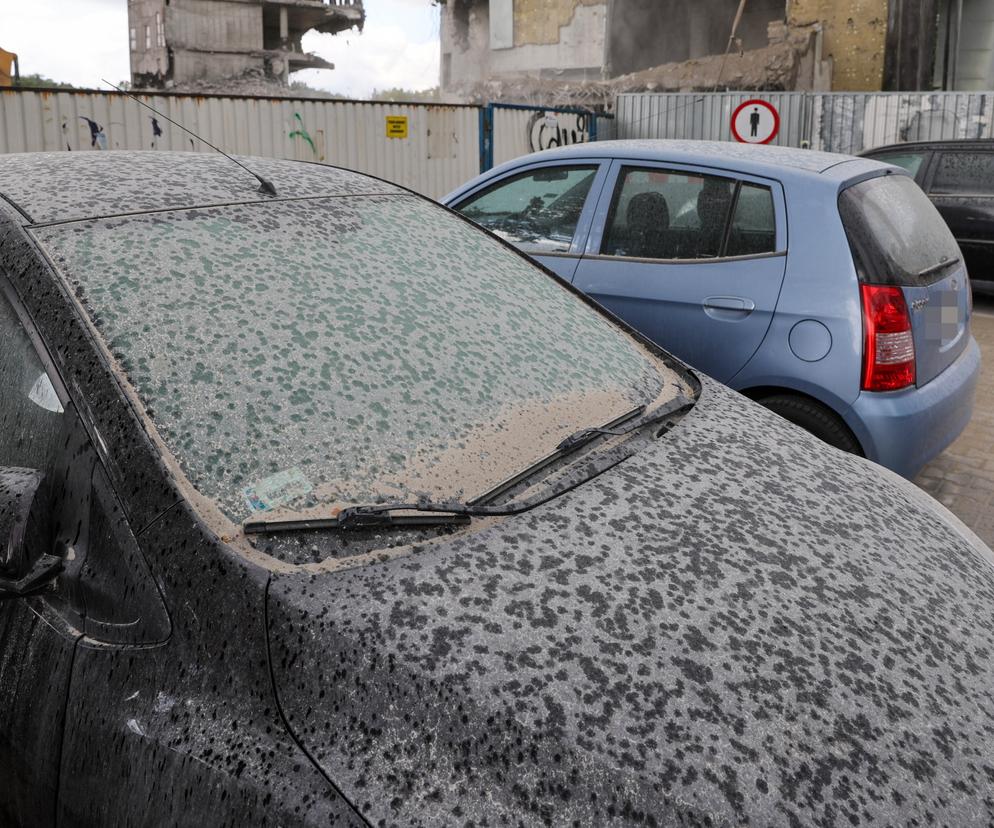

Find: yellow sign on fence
<box><xmin>385</xmin><ymin>115</ymin><xmax>408</xmax><ymax>139</ymax></box>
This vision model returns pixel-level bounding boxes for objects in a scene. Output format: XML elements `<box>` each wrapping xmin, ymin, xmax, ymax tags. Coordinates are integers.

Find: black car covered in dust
<box><xmin>861</xmin><ymin>139</ymin><xmax>994</xmax><ymax>296</ymax></box>
<box><xmin>2</xmin><ymin>152</ymin><xmax>994</xmax><ymax>826</ymax></box>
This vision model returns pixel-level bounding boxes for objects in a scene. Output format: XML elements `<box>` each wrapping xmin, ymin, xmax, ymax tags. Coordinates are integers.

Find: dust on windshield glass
<box><xmin>35</xmin><ymin>195</ymin><xmax>682</xmax><ymax>525</ymax></box>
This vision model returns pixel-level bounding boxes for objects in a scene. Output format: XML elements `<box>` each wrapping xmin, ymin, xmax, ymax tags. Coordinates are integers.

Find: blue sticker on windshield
<box><xmin>243</xmin><ymin>468</ymin><xmax>313</xmax><ymax>512</ymax></box>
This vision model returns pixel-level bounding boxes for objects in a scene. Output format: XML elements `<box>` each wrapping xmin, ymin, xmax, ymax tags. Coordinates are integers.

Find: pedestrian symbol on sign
<box><xmin>730</xmin><ymin>99</ymin><xmax>780</xmax><ymax>144</ymax></box>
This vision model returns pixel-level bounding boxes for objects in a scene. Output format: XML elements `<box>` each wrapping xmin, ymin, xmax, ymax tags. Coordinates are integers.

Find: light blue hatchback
<box><xmin>443</xmin><ymin>140</ymin><xmax>980</xmax><ymax>478</ymax></box>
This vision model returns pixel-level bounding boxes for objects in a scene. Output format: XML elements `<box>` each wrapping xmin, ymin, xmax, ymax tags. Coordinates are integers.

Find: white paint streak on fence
<box><xmin>0</xmin><ymin>89</ymin><xmax>481</xmax><ymax>198</ymax></box>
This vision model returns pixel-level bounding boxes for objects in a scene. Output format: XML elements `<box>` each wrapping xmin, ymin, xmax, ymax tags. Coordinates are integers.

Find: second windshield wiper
<box><xmin>556</xmin><ymin>404</ymin><xmax>646</xmax><ymax>452</ymax></box>
<box><xmin>467</xmin><ymin>395</ymin><xmax>693</xmax><ymax>508</ymax></box>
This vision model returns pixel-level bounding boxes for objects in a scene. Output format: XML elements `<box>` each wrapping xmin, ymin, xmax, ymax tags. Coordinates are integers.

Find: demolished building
<box><xmin>440</xmin><ymin>0</ymin><xmax>988</xmax><ymax>104</ymax></box>
<box><xmin>128</xmin><ymin>0</ymin><xmax>364</xmax><ymax>89</ymax></box>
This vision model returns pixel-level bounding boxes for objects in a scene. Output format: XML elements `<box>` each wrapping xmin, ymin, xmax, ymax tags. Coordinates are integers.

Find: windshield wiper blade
<box><xmin>243</xmin><ymin>503</ymin><xmax>471</xmax><ymax>535</ymax></box>
<box><xmin>556</xmin><ymin>407</ymin><xmax>646</xmax><ymax>452</ymax></box>
<box><xmin>244</xmin><ymin>396</ymin><xmax>696</xmax><ymax>536</ymax></box>
<box><xmin>469</xmin><ymin>396</ymin><xmax>694</xmax><ymax>509</ymax></box>
<box><xmin>465</xmin><ymin>404</ymin><xmax>646</xmax><ymax>509</ymax></box>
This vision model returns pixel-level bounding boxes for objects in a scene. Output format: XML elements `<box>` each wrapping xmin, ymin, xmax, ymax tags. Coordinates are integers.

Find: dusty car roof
<box><xmin>0</xmin><ymin>151</ymin><xmax>404</xmax><ymax>225</ymax></box>
<box><xmin>506</xmin><ymin>138</ymin><xmax>863</xmax><ymax>175</ymax></box>
<box><xmin>441</xmin><ymin>140</ymin><xmax>894</xmax><ymax>205</ymax></box>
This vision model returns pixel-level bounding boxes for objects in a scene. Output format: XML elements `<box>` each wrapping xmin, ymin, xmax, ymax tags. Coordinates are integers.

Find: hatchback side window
<box><xmin>601</xmin><ymin>167</ymin><xmax>737</xmax><ymax>260</ymax></box>
<box><xmin>725</xmin><ymin>184</ymin><xmax>776</xmax><ymax>257</ymax></box>
<box><xmin>0</xmin><ymin>289</ymin><xmax>65</xmax><ymax>471</ymax></box>
<box><xmin>455</xmin><ymin>165</ymin><xmax>598</xmax><ymax>253</ymax></box>
<box><xmin>930</xmin><ymin>152</ymin><xmax>994</xmax><ymax>196</ymax></box>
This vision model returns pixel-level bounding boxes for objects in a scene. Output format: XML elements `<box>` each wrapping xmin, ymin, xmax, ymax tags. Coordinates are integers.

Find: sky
<box><xmin>0</xmin><ymin>0</ymin><xmax>440</xmax><ymax>97</ymax></box>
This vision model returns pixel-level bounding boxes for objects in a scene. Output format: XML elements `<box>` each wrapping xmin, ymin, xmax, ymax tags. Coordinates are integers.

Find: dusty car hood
<box><xmin>267</xmin><ymin>378</ymin><xmax>994</xmax><ymax>826</ymax></box>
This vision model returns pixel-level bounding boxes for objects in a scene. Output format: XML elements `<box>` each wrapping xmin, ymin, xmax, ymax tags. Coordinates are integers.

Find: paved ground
<box><xmin>914</xmin><ymin>294</ymin><xmax>994</xmax><ymax>546</ymax></box>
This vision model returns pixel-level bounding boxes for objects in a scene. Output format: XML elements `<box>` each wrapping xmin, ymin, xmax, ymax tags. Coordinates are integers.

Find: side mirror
<box><xmin>0</xmin><ymin>467</ymin><xmax>62</xmax><ymax>599</ymax></box>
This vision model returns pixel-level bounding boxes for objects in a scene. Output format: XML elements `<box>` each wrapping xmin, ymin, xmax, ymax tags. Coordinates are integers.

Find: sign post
<box><xmin>730</xmin><ymin>99</ymin><xmax>780</xmax><ymax>144</ymax></box>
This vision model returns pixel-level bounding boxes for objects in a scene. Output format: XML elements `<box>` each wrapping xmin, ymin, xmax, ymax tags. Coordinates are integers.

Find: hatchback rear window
<box><xmin>838</xmin><ymin>174</ymin><xmax>961</xmax><ymax>286</ymax></box>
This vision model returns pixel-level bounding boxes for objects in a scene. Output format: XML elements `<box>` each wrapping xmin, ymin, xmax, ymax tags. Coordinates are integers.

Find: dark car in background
<box><xmin>861</xmin><ymin>139</ymin><xmax>994</xmax><ymax>296</ymax></box>
<box><xmin>4</xmin><ymin>152</ymin><xmax>994</xmax><ymax>826</ymax></box>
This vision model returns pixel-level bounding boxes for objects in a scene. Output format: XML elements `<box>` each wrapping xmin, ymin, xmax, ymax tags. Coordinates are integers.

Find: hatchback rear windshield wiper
<box><xmin>917</xmin><ymin>257</ymin><xmax>960</xmax><ymax>280</ymax></box>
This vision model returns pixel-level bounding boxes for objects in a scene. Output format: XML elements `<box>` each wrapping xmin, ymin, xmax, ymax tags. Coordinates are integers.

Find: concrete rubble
<box><xmin>453</xmin><ymin>21</ymin><xmax>829</xmax><ymax>112</ymax></box>
<box><xmin>151</xmin><ymin>67</ymin><xmax>336</xmax><ymax>99</ymax></box>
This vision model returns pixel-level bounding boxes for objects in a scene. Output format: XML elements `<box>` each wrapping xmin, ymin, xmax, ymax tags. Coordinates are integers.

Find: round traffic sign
<box><xmin>730</xmin><ymin>99</ymin><xmax>780</xmax><ymax>144</ymax></box>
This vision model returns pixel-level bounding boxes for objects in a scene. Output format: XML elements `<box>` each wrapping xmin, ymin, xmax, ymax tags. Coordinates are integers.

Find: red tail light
<box><xmin>860</xmin><ymin>284</ymin><xmax>916</xmax><ymax>391</ymax></box>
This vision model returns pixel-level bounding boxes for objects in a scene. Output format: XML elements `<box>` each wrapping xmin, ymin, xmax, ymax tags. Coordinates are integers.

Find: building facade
<box><xmin>932</xmin><ymin>0</ymin><xmax>994</xmax><ymax>90</ymax></box>
<box><xmin>439</xmin><ymin>0</ymin><xmax>994</xmax><ymax>98</ymax></box>
<box><xmin>127</xmin><ymin>0</ymin><xmax>364</xmax><ymax>88</ymax></box>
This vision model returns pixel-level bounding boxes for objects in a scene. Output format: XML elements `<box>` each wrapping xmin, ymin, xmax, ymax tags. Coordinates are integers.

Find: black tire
<box><xmin>756</xmin><ymin>393</ymin><xmax>863</xmax><ymax>455</ymax></box>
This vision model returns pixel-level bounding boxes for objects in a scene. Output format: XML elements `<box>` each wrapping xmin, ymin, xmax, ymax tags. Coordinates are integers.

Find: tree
<box><xmin>13</xmin><ymin>73</ymin><xmax>78</xmax><ymax>90</ymax></box>
<box><xmin>370</xmin><ymin>86</ymin><xmax>440</xmax><ymax>102</ymax></box>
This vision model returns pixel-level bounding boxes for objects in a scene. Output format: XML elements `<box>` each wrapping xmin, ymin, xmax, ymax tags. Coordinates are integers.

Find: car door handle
<box><xmin>703</xmin><ymin>296</ymin><xmax>756</xmax><ymax>320</ymax></box>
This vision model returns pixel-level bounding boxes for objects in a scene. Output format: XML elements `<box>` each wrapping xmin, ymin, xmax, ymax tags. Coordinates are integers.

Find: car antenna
<box><xmin>101</xmin><ymin>79</ymin><xmax>278</xmax><ymax>197</ymax></box>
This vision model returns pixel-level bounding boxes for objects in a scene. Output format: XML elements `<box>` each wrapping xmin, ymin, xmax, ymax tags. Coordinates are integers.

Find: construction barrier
<box><xmin>0</xmin><ymin>87</ymin><xmax>610</xmax><ymax>198</ymax></box>
<box><xmin>616</xmin><ymin>91</ymin><xmax>994</xmax><ymax>154</ymax></box>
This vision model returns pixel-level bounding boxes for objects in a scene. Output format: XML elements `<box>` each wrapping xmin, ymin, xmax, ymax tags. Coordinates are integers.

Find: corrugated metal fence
<box><xmin>616</xmin><ymin>92</ymin><xmax>811</xmax><ymax>148</ymax></box>
<box><xmin>0</xmin><ymin>88</ymin><xmax>613</xmax><ymax>198</ymax></box>
<box><xmin>0</xmin><ymin>88</ymin><xmax>481</xmax><ymax>199</ymax></box>
<box><xmin>13</xmin><ymin>88</ymin><xmax>980</xmax><ymax>193</ymax></box>
<box><xmin>486</xmin><ymin>103</ymin><xmax>598</xmax><ymax>168</ymax></box>
<box><xmin>616</xmin><ymin>91</ymin><xmax>994</xmax><ymax>154</ymax></box>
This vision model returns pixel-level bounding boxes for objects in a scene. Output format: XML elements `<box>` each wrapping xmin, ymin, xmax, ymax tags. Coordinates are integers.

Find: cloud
<box><xmin>297</xmin><ymin>22</ymin><xmax>440</xmax><ymax>98</ymax></box>
<box><xmin>0</xmin><ymin>0</ymin><xmax>439</xmax><ymax>95</ymax></box>
<box><xmin>295</xmin><ymin>1</ymin><xmax>440</xmax><ymax>98</ymax></box>
<box><xmin>0</xmin><ymin>0</ymin><xmax>130</xmax><ymax>88</ymax></box>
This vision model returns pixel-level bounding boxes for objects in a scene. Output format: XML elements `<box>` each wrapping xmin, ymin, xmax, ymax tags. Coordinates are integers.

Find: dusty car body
<box><xmin>2</xmin><ymin>152</ymin><xmax>994</xmax><ymax>826</ymax></box>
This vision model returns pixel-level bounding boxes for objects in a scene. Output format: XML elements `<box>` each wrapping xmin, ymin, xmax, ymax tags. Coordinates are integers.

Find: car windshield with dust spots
<box><xmin>34</xmin><ymin>195</ymin><xmax>685</xmax><ymax>526</ymax></box>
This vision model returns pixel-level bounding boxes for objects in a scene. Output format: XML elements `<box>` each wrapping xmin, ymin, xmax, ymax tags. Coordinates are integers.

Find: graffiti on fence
<box><xmin>527</xmin><ymin>111</ymin><xmax>590</xmax><ymax>153</ymax></box>
<box><xmin>288</xmin><ymin>112</ymin><xmax>325</xmax><ymax>160</ymax></box>
<box><xmin>150</xmin><ymin>116</ymin><xmax>163</xmax><ymax>149</ymax></box>
<box><xmin>79</xmin><ymin>116</ymin><xmax>107</xmax><ymax>150</ymax></box>
<box><xmin>61</xmin><ymin>113</ymin><xmax>168</xmax><ymax>151</ymax></box>
<box><xmin>289</xmin><ymin>112</ymin><xmax>316</xmax><ymax>155</ymax></box>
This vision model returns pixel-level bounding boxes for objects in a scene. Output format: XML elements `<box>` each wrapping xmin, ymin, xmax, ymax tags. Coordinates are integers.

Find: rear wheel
<box><xmin>756</xmin><ymin>393</ymin><xmax>863</xmax><ymax>455</ymax></box>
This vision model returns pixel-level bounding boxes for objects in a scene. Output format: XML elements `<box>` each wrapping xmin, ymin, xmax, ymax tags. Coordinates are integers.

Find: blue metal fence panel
<box><xmin>483</xmin><ymin>102</ymin><xmax>609</xmax><ymax>171</ymax></box>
